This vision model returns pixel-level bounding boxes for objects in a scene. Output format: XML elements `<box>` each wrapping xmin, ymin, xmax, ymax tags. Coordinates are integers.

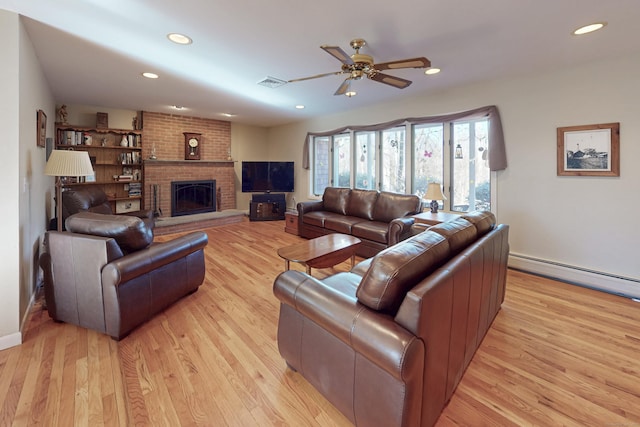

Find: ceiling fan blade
<box><xmin>321</xmin><ymin>45</ymin><xmax>354</xmax><ymax>65</ymax></box>
<box><xmin>288</xmin><ymin>71</ymin><xmax>344</xmax><ymax>83</ymax></box>
<box><xmin>368</xmin><ymin>72</ymin><xmax>413</xmax><ymax>89</ymax></box>
<box><xmin>375</xmin><ymin>57</ymin><xmax>431</xmax><ymax>71</ymax></box>
<box><xmin>334</xmin><ymin>78</ymin><xmax>351</xmax><ymax>96</ymax></box>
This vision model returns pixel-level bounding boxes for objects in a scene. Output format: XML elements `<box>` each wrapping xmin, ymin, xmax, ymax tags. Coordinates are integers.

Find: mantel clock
<box><xmin>184</xmin><ymin>132</ymin><xmax>202</xmax><ymax>160</ymax></box>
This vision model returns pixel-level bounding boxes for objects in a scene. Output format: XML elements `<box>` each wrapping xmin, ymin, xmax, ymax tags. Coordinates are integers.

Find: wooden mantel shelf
<box><xmin>144</xmin><ymin>159</ymin><xmax>236</xmax><ymax>165</ymax></box>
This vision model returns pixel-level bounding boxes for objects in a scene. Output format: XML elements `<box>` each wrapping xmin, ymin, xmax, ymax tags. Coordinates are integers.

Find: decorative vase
<box><xmin>120</xmin><ymin>135</ymin><xmax>128</xmax><ymax>147</ymax></box>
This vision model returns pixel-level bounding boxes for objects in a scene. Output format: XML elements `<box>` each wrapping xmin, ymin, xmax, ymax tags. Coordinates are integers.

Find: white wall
<box><xmin>0</xmin><ymin>10</ymin><xmax>22</xmax><ymax>349</ymax></box>
<box><xmin>0</xmin><ymin>10</ymin><xmax>56</xmax><ymax>350</ymax></box>
<box><xmin>268</xmin><ymin>55</ymin><xmax>640</xmax><ymax>296</ymax></box>
<box><xmin>231</xmin><ymin>123</ymin><xmax>269</xmax><ymax>210</ymax></box>
<box><xmin>19</xmin><ymin>12</ymin><xmax>56</xmax><ymax>333</ymax></box>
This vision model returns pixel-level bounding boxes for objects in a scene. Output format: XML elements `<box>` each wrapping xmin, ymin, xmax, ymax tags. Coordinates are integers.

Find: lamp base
<box><xmin>430</xmin><ymin>200</ymin><xmax>439</xmax><ymax>214</ymax></box>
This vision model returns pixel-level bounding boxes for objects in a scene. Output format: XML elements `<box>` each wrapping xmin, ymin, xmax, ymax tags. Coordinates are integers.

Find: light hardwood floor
<box><xmin>1</xmin><ymin>219</ymin><xmax>639</xmax><ymax>426</ymax></box>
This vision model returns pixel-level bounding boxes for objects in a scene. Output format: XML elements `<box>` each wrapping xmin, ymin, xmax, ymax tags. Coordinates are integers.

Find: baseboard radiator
<box><xmin>508</xmin><ymin>253</ymin><xmax>640</xmax><ymax>300</ymax></box>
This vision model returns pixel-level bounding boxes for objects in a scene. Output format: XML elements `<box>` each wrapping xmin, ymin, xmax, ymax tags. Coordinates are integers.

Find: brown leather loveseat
<box><xmin>298</xmin><ymin>187</ymin><xmax>422</xmax><ymax>257</ymax></box>
<box><xmin>40</xmin><ymin>212</ymin><xmax>208</xmax><ymax>340</ymax></box>
<box><xmin>274</xmin><ymin>211</ymin><xmax>509</xmax><ymax>427</ymax></box>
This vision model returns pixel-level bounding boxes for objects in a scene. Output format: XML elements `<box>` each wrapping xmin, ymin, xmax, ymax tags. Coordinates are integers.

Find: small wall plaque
<box><xmin>96</xmin><ymin>112</ymin><xmax>109</xmax><ymax>129</ymax></box>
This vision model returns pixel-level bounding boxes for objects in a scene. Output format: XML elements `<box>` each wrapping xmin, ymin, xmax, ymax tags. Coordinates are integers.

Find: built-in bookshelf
<box><xmin>54</xmin><ymin>123</ymin><xmax>144</xmax><ymax>213</ymax></box>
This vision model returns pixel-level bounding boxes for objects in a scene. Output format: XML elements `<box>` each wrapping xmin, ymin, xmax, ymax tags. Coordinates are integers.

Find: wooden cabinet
<box><xmin>55</xmin><ymin>124</ymin><xmax>144</xmax><ymax>212</ymax></box>
<box><xmin>284</xmin><ymin>210</ymin><xmax>299</xmax><ymax>235</ymax></box>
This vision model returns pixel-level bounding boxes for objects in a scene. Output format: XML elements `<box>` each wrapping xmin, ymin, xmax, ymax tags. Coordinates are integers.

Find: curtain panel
<box><xmin>302</xmin><ymin>105</ymin><xmax>507</xmax><ymax>171</ymax></box>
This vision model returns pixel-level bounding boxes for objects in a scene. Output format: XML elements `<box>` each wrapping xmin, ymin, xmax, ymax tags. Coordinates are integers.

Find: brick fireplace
<box><xmin>141</xmin><ymin>112</ymin><xmax>236</xmax><ymax>217</ymax></box>
<box><xmin>144</xmin><ymin>160</ymin><xmax>234</xmax><ymax>217</ymax></box>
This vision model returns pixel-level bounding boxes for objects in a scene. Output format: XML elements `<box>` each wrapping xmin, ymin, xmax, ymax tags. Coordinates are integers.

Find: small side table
<box><xmin>412</xmin><ymin>211</ymin><xmax>460</xmax><ymax>226</ymax></box>
<box><xmin>284</xmin><ymin>210</ymin><xmax>299</xmax><ymax>235</ymax></box>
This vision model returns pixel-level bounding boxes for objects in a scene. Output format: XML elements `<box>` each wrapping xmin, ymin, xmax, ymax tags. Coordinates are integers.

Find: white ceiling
<box><xmin>3</xmin><ymin>0</ymin><xmax>640</xmax><ymax>127</ymax></box>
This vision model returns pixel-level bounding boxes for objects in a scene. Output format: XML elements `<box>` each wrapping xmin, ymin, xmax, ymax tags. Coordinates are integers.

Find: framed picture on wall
<box><xmin>557</xmin><ymin>122</ymin><xmax>620</xmax><ymax>176</ymax></box>
<box><xmin>37</xmin><ymin>109</ymin><xmax>47</xmax><ymax>147</ymax></box>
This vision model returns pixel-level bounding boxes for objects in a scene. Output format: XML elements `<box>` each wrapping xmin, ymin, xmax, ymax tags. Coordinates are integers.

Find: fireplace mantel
<box><xmin>144</xmin><ymin>159</ymin><xmax>236</xmax><ymax>165</ymax></box>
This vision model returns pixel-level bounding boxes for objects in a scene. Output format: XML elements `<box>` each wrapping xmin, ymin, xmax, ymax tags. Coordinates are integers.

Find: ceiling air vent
<box><xmin>257</xmin><ymin>76</ymin><xmax>288</xmax><ymax>88</ymax></box>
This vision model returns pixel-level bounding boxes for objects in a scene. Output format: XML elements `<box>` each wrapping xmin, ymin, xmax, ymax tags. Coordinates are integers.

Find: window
<box><xmin>355</xmin><ymin>131</ymin><xmax>376</xmax><ymax>190</ymax></box>
<box><xmin>381</xmin><ymin>127</ymin><xmax>406</xmax><ymax>193</ymax></box>
<box><xmin>413</xmin><ymin>123</ymin><xmax>444</xmax><ymax>200</ymax></box>
<box><xmin>451</xmin><ymin>120</ymin><xmax>491</xmax><ymax>212</ymax></box>
<box><xmin>312</xmin><ymin>136</ymin><xmax>330</xmax><ymax>195</ymax></box>
<box><xmin>333</xmin><ymin>134</ymin><xmax>351</xmax><ymax>188</ymax></box>
<box><xmin>306</xmin><ymin>106</ymin><xmax>504</xmax><ymax>211</ymax></box>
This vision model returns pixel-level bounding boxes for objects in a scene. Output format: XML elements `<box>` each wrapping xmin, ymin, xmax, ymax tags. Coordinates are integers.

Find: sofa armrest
<box><xmin>297</xmin><ymin>200</ymin><xmax>324</xmax><ymax>215</ymax></box>
<box><xmin>274</xmin><ymin>270</ymin><xmax>423</xmax><ymax>379</ymax></box>
<box><xmin>102</xmin><ymin>231</ymin><xmax>208</xmax><ymax>285</ymax></box>
<box><xmin>388</xmin><ymin>217</ymin><xmax>416</xmax><ymax>245</ymax></box>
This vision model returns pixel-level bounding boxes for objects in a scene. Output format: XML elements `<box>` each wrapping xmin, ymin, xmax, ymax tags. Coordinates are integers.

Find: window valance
<box><xmin>302</xmin><ymin>105</ymin><xmax>507</xmax><ymax>171</ymax></box>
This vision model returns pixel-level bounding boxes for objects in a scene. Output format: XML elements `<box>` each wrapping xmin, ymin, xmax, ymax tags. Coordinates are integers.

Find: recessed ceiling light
<box><xmin>172</xmin><ymin>105</ymin><xmax>185</xmax><ymax>110</ymax></box>
<box><xmin>345</xmin><ymin>91</ymin><xmax>357</xmax><ymax>97</ymax></box>
<box><xmin>221</xmin><ymin>113</ymin><xmax>236</xmax><ymax>117</ymax></box>
<box><xmin>167</xmin><ymin>33</ymin><xmax>192</xmax><ymax>45</ymax></box>
<box><xmin>142</xmin><ymin>72</ymin><xmax>159</xmax><ymax>79</ymax></box>
<box><xmin>425</xmin><ymin>67</ymin><xmax>441</xmax><ymax>75</ymax></box>
<box><xmin>572</xmin><ymin>22</ymin><xmax>607</xmax><ymax>35</ymax></box>
<box><xmin>295</xmin><ymin>105</ymin><xmax>305</xmax><ymax>109</ymax></box>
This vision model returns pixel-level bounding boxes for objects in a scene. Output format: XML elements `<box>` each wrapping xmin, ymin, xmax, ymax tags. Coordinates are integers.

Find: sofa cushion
<box><xmin>428</xmin><ymin>218</ymin><xmax>477</xmax><ymax>255</ymax></box>
<box><xmin>356</xmin><ymin>231</ymin><xmax>451</xmax><ymax>313</ymax></box>
<box><xmin>461</xmin><ymin>211</ymin><xmax>496</xmax><ymax>237</ymax></box>
<box><xmin>372</xmin><ymin>191</ymin><xmax>421</xmax><ymax>223</ymax></box>
<box><xmin>63</xmin><ymin>187</ymin><xmax>112</xmax><ymax>216</ymax></box>
<box><xmin>302</xmin><ymin>211</ymin><xmax>345</xmax><ymax>227</ymax></box>
<box><xmin>322</xmin><ymin>187</ymin><xmax>351</xmax><ymax>215</ymax></box>
<box><xmin>324</xmin><ymin>215</ymin><xmax>365</xmax><ymax>234</ymax></box>
<box><xmin>66</xmin><ymin>212</ymin><xmax>154</xmax><ymax>254</ymax></box>
<box><xmin>351</xmin><ymin>221</ymin><xmax>388</xmax><ymax>244</ymax></box>
<box><xmin>346</xmin><ymin>189</ymin><xmax>378</xmax><ymax>220</ymax></box>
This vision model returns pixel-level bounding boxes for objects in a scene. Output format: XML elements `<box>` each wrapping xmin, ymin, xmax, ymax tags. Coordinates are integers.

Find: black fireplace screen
<box><xmin>171</xmin><ymin>180</ymin><xmax>216</xmax><ymax>216</ymax></box>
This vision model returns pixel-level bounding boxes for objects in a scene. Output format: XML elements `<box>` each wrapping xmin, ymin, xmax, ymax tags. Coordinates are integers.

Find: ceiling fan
<box><xmin>288</xmin><ymin>38</ymin><xmax>431</xmax><ymax>96</ymax></box>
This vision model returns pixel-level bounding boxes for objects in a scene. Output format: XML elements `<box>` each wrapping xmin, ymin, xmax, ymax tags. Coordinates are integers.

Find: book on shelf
<box><xmin>128</xmin><ymin>182</ymin><xmax>142</xmax><ymax>197</ymax></box>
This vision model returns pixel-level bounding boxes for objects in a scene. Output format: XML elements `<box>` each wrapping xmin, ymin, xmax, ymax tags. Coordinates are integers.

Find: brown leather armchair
<box><xmin>60</xmin><ymin>187</ymin><xmax>155</xmax><ymax>230</ymax></box>
<box><xmin>40</xmin><ymin>212</ymin><xmax>208</xmax><ymax>340</ymax></box>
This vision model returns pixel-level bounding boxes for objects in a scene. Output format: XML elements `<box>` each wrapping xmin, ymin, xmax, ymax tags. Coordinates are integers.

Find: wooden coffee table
<box><xmin>277</xmin><ymin>234</ymin><xmax>361</xmax><ymax>275</ymax></box>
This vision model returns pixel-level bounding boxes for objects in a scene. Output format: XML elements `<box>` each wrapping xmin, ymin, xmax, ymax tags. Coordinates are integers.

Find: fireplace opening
<box><xmin>171</xmin><ymin>180</ymin><xmax>216</xmax><ymax>217</ymax></box>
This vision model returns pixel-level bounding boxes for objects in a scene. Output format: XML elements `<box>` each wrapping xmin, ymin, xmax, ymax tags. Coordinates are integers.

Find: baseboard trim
<box><xmin>0</xmin><ymin>332</ymin><xmax>22</xmax><ymax>351</ymax></box>
<box><xmin>508</xmin><ymin>253</ymin><xmax>640</xmax><ymax>299</ymax></box>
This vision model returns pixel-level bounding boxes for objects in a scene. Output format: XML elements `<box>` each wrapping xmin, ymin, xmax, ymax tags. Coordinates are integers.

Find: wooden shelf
<box><xmin>55</xmin><ymin>123</ymin><xmax>142</xmax><ymax>135</ymax></box>
<box><xmin>56</xmin><ymin>144</ymin><xmax>142</xmax><ymax>151</ymax></box>
<box><xmin>109</xmin><ymin>196</ymin><xmax>142</xmax><ymax>202</ymax></box>
<box><xmin>56</xmin><ymin>123</ymin><xmax>145</xmax><ymax>210</ymax></box>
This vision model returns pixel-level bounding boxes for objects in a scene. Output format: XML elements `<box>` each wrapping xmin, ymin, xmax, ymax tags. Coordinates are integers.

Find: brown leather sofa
<box><xmin>60</xmin><ymin>187</ymin><xmax>155</xmax><ymax>230</ymax></box>
<box><xmin>40</xmin><ymin>212</ymin><xmax>208</xmax><ymax>340</ymax></box>
<box><xmin>274</xmin><ymin>211</ymin><xmax>509</xmax><ymax>427</ymax></box>
<box><xmin>297</xmin><ymin>187</ymin><xmax>422</xmax><ymax>257</ymax></box>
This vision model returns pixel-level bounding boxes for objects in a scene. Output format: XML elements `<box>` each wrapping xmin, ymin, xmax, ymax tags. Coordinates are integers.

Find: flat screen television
<box><xmin>242</xmin><ymin>161</ymin><xmax>294</xmax><ymax>193</ymax></box>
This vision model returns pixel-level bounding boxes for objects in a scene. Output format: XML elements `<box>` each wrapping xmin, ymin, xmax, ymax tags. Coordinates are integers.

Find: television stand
<box><xmin>249</xmin><ymin>193</ymin><xmax>286</xmax><ymax>221</ymax></box>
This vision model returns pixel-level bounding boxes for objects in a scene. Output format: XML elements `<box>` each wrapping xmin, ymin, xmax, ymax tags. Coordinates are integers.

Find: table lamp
<box><xmin>45</xmin><ymin>149</ymin><xmax>95</xmax><ymax>231</ymax></box>
<box><xmin>424</xmin><ymin>182</ymin><xmax>446</xmax><ymax>214</ymax></box>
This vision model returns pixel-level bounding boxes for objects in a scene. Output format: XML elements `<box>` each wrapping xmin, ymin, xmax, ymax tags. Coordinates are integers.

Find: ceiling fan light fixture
<box><xmin>572</xmin><ymin>22</ymin><xmax>607</xmax><ymax>35</ymax></box>
<box><xmin>425</xmin><ymin>67</ymin><xmax>441</xmax><ymax>75</ymax></box>
<box><xmin>345</xmin><ymin>91</ymin><xmax>357</xmax><ymax>97</ymax></box>
<box><xmin>167</xmin><ymin>33</ymin><xmax>193</xmax><ymax>45</ymax></box>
